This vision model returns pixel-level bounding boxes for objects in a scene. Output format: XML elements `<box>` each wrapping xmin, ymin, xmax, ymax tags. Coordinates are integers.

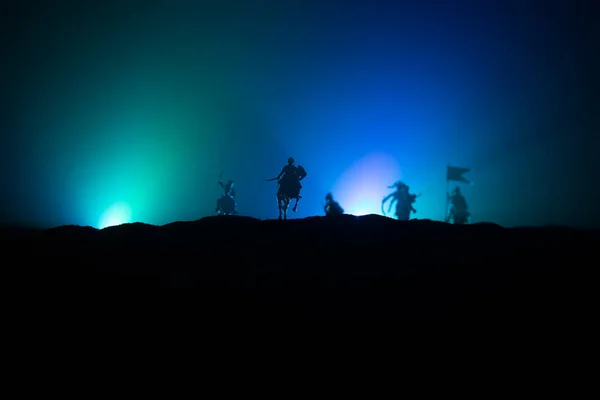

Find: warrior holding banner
<box><xmin>445</xmin><ymin>165</ymin><xmax>471</xmax><ymax>223</ymax></box>
<box><xmin>448</xmin><ymin>186</ymin><xmax>470</xmax><ymax>224</ymax></box>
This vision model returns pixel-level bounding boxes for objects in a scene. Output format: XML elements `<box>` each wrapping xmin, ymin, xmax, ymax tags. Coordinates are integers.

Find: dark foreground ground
<box><xmin>2</xmin><ymin>215</ymin><xmax>598</xmax><ymax>321</ymax></box>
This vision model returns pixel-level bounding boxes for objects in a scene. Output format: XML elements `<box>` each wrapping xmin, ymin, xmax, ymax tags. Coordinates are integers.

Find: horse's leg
<box><xmin>279</xmin><ymin>196</ymin><xmax>285</xmax><ymax>220</ymax></box>
<box><xmin>292</xmin><ymin>196</ymin><xmax>300</xmax><ymax>212</ymax></box>
<box><xmin>283</xmin><ymin>199</ymin><xmax>288</xmax><ymax>220</ymax></box>
<box><xmin>277</xmin><ymin>197</ymin><xmax>282</xmax><ymax>220</ymax></box>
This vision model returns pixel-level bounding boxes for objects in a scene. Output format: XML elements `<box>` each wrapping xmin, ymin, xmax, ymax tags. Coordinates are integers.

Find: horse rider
<box><xmin>267</xmin><ymin>157</ymin><xmax>306</xmax><ymax>198</ymax></box>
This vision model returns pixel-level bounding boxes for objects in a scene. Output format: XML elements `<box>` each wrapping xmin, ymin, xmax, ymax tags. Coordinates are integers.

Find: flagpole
<box><xmin>444</xmin><ymin>163</ymin><xmax>449</xmax><ymax>222</ymax></box>
<box><xmin>445</xmin><ymin>181</ymin><xmax>449</xmax><ymax>223</ymax></box>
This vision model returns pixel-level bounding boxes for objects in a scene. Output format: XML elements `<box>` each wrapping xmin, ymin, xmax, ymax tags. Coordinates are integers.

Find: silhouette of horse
<box><xmin>216</xmin><ymin>194</ymin><xmax>237</xmax><ymax>216</ymax></box>
<box><xmin>275</xmin><ymin>181</ymin><xmax>300</xmax><ymax>220</ymax></box>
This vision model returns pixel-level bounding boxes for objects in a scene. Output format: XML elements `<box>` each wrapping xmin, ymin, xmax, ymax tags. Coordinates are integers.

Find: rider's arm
<box><xmin>276</xmin><ymin>167</ymin><xmax>285</xmax><ymax>179</ymax></box>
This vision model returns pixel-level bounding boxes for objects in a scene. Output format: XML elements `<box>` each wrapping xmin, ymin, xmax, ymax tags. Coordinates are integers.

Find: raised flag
<box><xmin>446</xmin><ymin>166</ymin><xmax>471</xmax><ymax>184</ymax></box>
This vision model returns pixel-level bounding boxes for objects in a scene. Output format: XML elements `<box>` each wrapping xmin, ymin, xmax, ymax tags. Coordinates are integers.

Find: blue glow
<box><xmin>331</xmin><ymin>152</ymin><xmax>402</xmax><ymax>217</ymax></box>
<box><xmin>3</xmin><ymin>1</ymin><xmax>598</xmax><ymax>229</ymax></box>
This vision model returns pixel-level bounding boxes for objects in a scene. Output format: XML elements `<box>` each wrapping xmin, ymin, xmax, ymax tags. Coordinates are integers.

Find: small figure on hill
<box><xmin>324</xmin><ymin>192</ymin><xmax>344</xmax><ymax>217</ymax></box>
<box><xmin>216</xmin><ymin>174</ymin><xmax>237</xmax><ymax>216</ymax></box>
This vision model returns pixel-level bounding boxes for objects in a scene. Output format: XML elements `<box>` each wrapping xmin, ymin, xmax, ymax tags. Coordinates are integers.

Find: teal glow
<box><xmin>3</xmin><ymin>2</ymin><xmax>598</xmax><ymax>229</ymax></box>
<box><xmin>98</xmin><ymin>201</ymin><xmax>132</xmax><ymax>229</ymax></box>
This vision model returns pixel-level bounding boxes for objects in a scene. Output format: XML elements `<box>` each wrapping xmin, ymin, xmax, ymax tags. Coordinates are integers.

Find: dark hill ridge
<box><xmin>3</xmin><ymin>215</ymin><xmax>598</xmax><ymax>320</ymax></box>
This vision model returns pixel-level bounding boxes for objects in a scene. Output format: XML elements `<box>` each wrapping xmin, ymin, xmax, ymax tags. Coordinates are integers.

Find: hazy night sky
<box><xmin>2</xmin><ymin>0</ymin><xmax>599</xmax><ymax>228</ymax></box>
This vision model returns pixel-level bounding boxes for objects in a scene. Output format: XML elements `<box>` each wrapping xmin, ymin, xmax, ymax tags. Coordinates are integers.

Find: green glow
<box><xmin>98</xmin><ymin>201</ymin><xmax>132</xmax><ymax>229</ymax></box>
